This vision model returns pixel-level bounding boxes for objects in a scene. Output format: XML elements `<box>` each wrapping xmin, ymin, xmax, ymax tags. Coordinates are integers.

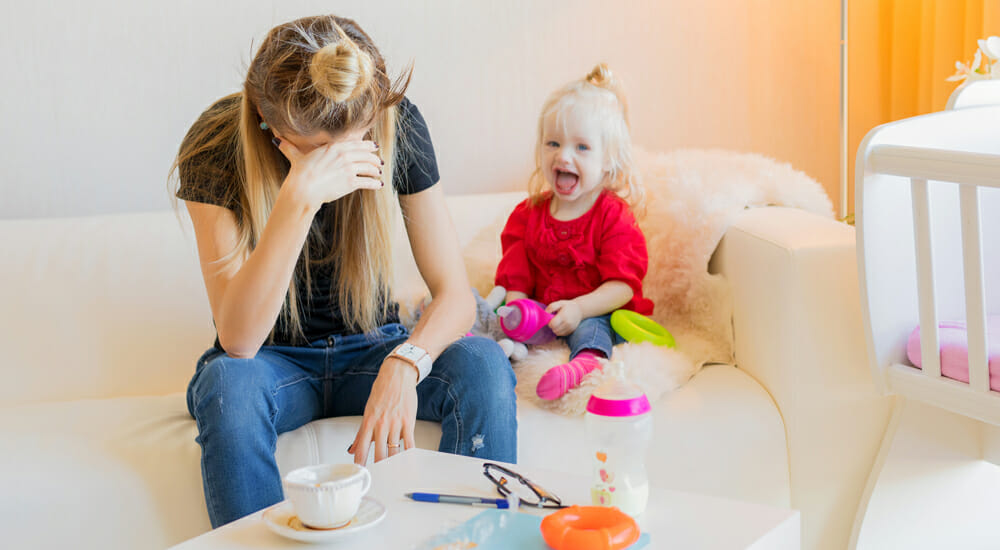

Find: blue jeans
<box><xmin>185</xmin><ymin>323</ymin><xmax>517</xmax><ymax>528</ymax></box>
<box><xmin>566</xmin><ymin>314</ymin><xmax>624</xmax><ymax>359</ymax></box>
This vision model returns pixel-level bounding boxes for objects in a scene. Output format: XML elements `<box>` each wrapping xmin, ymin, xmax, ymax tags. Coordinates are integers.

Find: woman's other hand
<box><xmin>276</xmin><ymin>138</ymin><xmax>383</xmax><ymax>212</ymax></box>
<box><xmin>349</xmin><ymin>358</ymin><xmax>419</xmax><ymax>465</ymax></box>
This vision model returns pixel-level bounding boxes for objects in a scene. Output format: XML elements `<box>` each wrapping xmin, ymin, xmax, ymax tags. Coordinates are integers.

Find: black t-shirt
<box><xmin>176</xmin><ymin>95</ymin><xmax>439</xmax><ymax>345</ymax></box>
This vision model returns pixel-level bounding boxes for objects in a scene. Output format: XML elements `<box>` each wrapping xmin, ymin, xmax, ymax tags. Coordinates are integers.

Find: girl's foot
<box><xmin>536</xmin><ymin>351</ymin><xmax>603</xmax><ymax>400</ymax></box>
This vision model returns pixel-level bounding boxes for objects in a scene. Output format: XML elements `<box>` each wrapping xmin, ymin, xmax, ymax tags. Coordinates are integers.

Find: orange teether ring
<box><xmin>540</xmin><ymin>505</ymin><xmax>640</xmax><ymax>550</ymax></box>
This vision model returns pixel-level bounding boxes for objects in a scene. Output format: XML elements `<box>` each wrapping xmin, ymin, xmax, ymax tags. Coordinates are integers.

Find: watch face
<box><xmin>397</xmin><ymin>344</ymin><xmax>420</xmax><ymax>361</ymax></box>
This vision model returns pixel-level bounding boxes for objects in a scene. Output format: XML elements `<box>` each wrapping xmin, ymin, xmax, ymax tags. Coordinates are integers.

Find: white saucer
<box><xmin>262</xmin><ymin>497</ymin><xmax>386</xmax><ymax>543</ymax></box>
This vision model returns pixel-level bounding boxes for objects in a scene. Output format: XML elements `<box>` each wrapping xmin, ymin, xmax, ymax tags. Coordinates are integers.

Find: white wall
<box><xmin>2</xmin><ymin>0</ymin><xmax>840</xmax><ymax>219</ymax></box>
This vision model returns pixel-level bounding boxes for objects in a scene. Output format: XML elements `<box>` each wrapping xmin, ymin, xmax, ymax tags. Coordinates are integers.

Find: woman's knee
<box><xmin>188</xmin><ymin>355</ymin><xmax>275</xmax><ymax>425</ymax></box>
<box><xmin>436</xmin><ymin>336</ymin><xmax>516</xmax><ymax>396</ymax></box>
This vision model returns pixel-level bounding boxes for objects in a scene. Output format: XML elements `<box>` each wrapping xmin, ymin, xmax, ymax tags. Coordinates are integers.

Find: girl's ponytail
<box><xmin>585</xmin><ymin>63</ymin><xmax>629</xmax><ymax>124</ymax></box>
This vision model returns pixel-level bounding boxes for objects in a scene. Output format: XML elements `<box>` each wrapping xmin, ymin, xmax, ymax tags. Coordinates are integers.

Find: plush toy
<box><xmin>471</xmin><ymin>286</ymin><xmax>528</xmax><ymax>361</ymax></box>
<box><xmin>410</xmin><ymin>286</ymin><xmax>528</xmax><ymax>361</ymax></box>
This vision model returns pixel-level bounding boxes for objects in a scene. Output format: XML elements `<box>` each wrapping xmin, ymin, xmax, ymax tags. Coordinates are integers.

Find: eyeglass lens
<box><xmin>484</xmin><ymin>464</ymin><xmax>560</xmax><ymax>507</ymax></box>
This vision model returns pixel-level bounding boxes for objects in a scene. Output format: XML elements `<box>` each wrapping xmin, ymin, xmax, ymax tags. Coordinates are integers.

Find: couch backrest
<box><xmin>0</xmin><ymin>192</ymin><xmax>523</xmax><ymax>407</ymax></box>
<box><xmin>0</xmin><ymin>211</ymin><xmax>212</xmax><ymax>407</ymax></box>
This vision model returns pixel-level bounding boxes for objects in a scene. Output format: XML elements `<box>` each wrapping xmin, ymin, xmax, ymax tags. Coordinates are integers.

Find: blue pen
<box><xmin>406</xmin><ymin>492</ymin><xmax>511</xmax><ymax>509</ymax></box>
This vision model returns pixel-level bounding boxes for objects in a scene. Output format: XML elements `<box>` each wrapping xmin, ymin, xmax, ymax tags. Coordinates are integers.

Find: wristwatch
<box><xmin>389</xmin><ymin>342</ymin><xmax>433</xmax><ymax>384</ymax></box>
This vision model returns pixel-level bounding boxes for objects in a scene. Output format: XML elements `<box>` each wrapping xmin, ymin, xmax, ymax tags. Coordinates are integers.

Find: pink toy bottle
<box><xmin>496</xmin><ymin>299</ymin><xmax>556</xmax><ymax>345</ymax></box>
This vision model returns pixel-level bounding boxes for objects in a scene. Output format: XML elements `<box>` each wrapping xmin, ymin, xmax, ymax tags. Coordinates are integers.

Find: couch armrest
<box><xmin>710</xmin><ymin>207</ymin><xmax>892</xmax><ymax>550</ymax></box>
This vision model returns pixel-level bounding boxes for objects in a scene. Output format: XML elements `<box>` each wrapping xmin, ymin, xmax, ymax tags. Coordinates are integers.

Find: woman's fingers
<box><xmin>402</xmin><ymin>419</ymin><xmax>416</xmax><ymax>451</ymax></box>
<box><xmin>275</xmin><ymin>137</ymin><xmax>302</xmax><ymax>163</ymax></box>
<box><xmin>353</xmin><ymin>160</ymin><xmax>383</xmax><ymax>181</ymax></box>
<box><xmin>387</xmin><ymin>421</ymin><xmax>404</xmax><ymax>457</ymax></box>
<box><xmin>351</xmin><ymin>419</ymin><xmax>374</xmax><ymax>466</ymax></box>
<box><xmin>354</xmin><ymin>176</ymin><xmax>384</xmax><ymax>190</ymax></box>
<box><xmin>372</xmin><ymin>423</ymin><xmax>390</xmax><ymax>463</ymax></box>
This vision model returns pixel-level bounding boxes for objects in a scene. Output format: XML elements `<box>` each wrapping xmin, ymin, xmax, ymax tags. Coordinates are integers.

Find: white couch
<box><xmin>0</xmin><ymin>192</ymin><xmax>889</xmax><ymax>549</ymax></box>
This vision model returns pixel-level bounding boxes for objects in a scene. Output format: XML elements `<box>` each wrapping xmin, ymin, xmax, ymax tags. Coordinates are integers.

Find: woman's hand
<box><xmin>275</xmin><ymin>138</ymin><xmax>384</xmax><ymax>212</ymax></box>
<box><xmin>547</xmin><ymin>299</ymin><xmax>583</xmax><ymax>336</ymax></box>
<box><xmin>349</xmin><ymin>358</ymin><xmax>419</xmax><ymax>465</ymax></box>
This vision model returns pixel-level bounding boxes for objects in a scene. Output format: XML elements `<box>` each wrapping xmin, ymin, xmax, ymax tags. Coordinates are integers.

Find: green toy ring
<box><xmin>610</xmin><ymin>310</ymin><xmax>676</xmax><ymax>348</ymax></box>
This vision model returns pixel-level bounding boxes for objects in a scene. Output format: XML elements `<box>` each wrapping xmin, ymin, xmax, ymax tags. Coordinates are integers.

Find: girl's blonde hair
<box><xmin>528</xmin><ymin>63</ymin><xmax>644</xmax><ymax>215</ymax></box>
<box><xmin>171</xmin><ymin>15</ymin><xmax>411</xmax><ymax>340</ymax></box>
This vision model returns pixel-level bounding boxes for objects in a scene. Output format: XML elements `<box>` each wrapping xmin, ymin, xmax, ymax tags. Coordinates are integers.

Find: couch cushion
<box><xmin>0</xmin><ymin>394</ymin><xmax>209</xmax><ymax>549</ymax></box>
<box><xmin>0</xmin><ymin>364</ymin><xmax>788</xmax><ymax>549</ymax></box>
<box><xmin>517</xmin><ymin>364</ymin><xmax>791</xmax><ymax>508</ymax></box>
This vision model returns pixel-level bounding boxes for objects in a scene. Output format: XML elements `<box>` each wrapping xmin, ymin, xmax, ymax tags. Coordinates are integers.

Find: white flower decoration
<box><xmin>977</xmin><ymin>36</ymin><xmax>1000</xmax><ymax>60</ymax></box>
<box><xmin>947</xmin><ymin>49</ymin><xmax>987</xmax><ymax>82</ymax></box>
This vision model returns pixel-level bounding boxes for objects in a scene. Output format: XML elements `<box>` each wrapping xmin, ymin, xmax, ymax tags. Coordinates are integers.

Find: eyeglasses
<box><xmin>483</xmin><ymin>463</ymin><xmax>566</xmax><ymax>509</ymax></box>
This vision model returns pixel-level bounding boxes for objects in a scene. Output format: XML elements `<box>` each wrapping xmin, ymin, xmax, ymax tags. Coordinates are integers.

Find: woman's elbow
<box><xmin>217</xmin><ymin>329</ymin><xmax>263</xmax><ymax>359</ymax></box>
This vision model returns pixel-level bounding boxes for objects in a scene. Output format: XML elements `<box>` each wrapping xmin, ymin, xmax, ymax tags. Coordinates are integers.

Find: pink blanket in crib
<box><xmin>906</xmin><ymin>316</ymin><xmax>1000</xmax><ymax>391</ymax></box>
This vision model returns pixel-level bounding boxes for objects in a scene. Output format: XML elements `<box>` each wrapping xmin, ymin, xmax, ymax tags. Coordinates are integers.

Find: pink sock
<box><xmin>536</xmin><ymin>351</ymin><xmax>604</xmax><ymax>400</ymax></box>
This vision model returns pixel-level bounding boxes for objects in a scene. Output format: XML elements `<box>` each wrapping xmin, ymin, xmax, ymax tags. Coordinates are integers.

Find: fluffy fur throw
<box><xmin>460</xmin><ymin>148</ymin><xmax>834</xmax><ymax>415</ymax></box>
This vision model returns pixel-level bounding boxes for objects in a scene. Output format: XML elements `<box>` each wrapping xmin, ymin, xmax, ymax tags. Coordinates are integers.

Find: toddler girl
<box><xmin>495</xmin><ymin>63</ymin><xmax>653</xmax><ymax>400</ymax></box>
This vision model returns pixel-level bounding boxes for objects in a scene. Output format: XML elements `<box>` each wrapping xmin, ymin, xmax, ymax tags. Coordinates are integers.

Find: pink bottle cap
<box><xmin>585</xmin><ymin>362</ymin><xmax>651</xmax><ymax>417</ymax></box>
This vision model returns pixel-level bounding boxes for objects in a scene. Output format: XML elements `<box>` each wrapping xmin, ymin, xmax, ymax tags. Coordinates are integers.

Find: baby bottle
<box><xmin>584</xmin><ymin>361</ymin><xmax>653</xmax><ymax>517</ymax></box>
<box><xmin>496</xmin><ymin>299</ymin><xmax>556</xmax><ymax>345</ymax></box>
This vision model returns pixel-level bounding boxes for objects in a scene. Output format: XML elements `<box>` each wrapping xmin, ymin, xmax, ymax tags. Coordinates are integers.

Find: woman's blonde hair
<box><xmin>172</xmin><ymin>15</ymin><xmax>411</xmax><ymax>340</ymax></box>
<box><xmin>528</xmin><ymin>63</ymin><xmax>644</xmax><ymax>215</ymax></box>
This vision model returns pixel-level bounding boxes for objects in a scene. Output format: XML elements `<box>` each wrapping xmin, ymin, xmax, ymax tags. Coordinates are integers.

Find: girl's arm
<box><xmin>505</xmin><ymin>290</ymin><xmax>529</xmax><ymax>303</ymax></box>
<box><xmin>546</xmin><ymin>281</ymin><xmax>633</xmax><ymax>336</ymax></box>
<box><xmin>350</xmin><ymin>185</ymin><xmax>476</xmax><ymax>465</ymax></box>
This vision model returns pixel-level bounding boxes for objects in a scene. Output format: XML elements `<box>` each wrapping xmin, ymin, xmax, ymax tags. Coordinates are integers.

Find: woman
<box><xmin>171</xmin><ymin>15</ymin><xmax>516</xmax><ymax>527</ymax></box>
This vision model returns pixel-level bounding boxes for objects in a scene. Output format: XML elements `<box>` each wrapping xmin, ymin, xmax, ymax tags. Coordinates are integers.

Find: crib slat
<box><xmin>960</xmin><ymin>184</ymin><xmax>990</xmax><ymax>393</ymax></box>
<box><xmin>911</xmin><ymin>178</ymin><xmax>941</xmax><ymax>380</ymax></box>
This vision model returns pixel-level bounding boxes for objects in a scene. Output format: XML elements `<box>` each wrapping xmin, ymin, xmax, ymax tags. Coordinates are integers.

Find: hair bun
<box><xmin>585</xmin><ymin>63</ymin><xmax>614</xmax><ymax>87</ymax></box>
<box><xmin>310</xmin><ymin>37</ymin><xmax>374</xmax><ymax>103</ymax></box>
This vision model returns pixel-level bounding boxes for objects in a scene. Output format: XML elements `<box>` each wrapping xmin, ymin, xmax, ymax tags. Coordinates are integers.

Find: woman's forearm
<box><xmin>215</xmin><ymin>195</ymin><xmax>316</xmax><ymax>357</ymax></box>
<box><xmin>405</xmin><ymin>287</ymin><xmax>475</xmax><ymax>360</ymax></box>
<box><xmin>572</xmin><ymin>280</ymin><xmax>634</xmax><ymax>319</ymax></box>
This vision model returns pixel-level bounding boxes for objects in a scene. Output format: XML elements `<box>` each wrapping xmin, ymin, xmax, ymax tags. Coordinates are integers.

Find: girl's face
<box><xmin>540</xmin><ymin>109</ymin><xmax>607</xmax><ymax>208</ymax></box>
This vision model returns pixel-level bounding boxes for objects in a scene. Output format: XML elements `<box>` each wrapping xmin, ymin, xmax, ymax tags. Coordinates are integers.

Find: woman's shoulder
<box><xmin>175</xmin><ymin>93</ymin><xmax>243</xmax><ymax>211</ymax></box>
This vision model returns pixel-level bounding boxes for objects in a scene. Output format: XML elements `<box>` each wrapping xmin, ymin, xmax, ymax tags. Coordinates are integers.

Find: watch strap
<box><xmin>390</xmin><ymin>343</ymin><xmax>432</xmax><ymax>384</ymax></box>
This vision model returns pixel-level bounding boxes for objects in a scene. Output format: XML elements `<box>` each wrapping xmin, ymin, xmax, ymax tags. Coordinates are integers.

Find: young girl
<box><xmin>173</xmin><ymin>15</ymin><xmax>515</xmax><ymax>527</ymax></box>
<box><xmin>495</xmin><ymin>63</ymin><xmax>653</xmax><ymax>400</ymax></box>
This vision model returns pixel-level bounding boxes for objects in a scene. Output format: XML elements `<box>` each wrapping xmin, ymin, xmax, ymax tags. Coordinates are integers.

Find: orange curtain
<box><xmin>847</xmin><ymin>0</ymin><xmax>1000</xmax><ymax>214</ymax></box>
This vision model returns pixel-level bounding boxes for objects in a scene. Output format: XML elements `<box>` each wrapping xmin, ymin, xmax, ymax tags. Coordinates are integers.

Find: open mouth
<box><xmin>553</xmin><ymin>169</ymin><xmax>579</xmax><ymax>195</ymax></box>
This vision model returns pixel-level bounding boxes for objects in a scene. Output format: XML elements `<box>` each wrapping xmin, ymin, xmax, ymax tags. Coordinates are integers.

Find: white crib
<box><xmin>854</xmin><ymin>81</ymin><xmax>1000</xmax><ymax>547</ymax></box>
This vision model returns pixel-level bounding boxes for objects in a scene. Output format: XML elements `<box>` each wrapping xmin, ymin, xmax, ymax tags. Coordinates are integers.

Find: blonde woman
<box><xmin>173</xmin><ymin>15</ymin><xmax>515</xmax><ymax>527</ymax></box>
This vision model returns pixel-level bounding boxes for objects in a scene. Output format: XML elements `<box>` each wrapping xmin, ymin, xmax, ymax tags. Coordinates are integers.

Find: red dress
<box><xmin>495</xmin><ymin>191</ymin><xmax>654</xmax><ymax>315</ymax></box>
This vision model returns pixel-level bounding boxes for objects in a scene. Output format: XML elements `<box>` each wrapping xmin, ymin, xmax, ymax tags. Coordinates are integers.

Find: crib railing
<box><xmin>857</xmin><ymin>105</ymin><xmax>1000</xmax><ymax>426</ymax></box>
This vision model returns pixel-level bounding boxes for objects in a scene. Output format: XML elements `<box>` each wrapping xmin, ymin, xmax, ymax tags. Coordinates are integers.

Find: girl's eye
<box><xmin>546</xmin><ymin>141</ymin><xmax>559</xmax><ymax>148</ymax></box>
<box><xmin>577</xmin><ymin>144</ymin><xmax>590</xmax><ymax>151</ymax></box>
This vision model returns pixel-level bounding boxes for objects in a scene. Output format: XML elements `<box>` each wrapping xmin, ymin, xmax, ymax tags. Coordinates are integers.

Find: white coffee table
<box><xmin>170</xmin><ymin>448</ymin><xmax>799</xmax><ymax>549</ymax></box>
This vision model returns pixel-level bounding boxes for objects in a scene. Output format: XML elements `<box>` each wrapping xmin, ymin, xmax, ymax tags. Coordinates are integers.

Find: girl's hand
<box><xmin>275</xmin><ymin>138</ymin><xmax>384</xmax><ymax>212</ymax></box>
<box><xmin>547</xmin><ymin>300</ymin><xmax>583</xmax><ymax>336</ymax></box>
<box><xmin>349</xmin><ymin>358</ymin><xmax>419</xmax><ymax>465</ymax></box>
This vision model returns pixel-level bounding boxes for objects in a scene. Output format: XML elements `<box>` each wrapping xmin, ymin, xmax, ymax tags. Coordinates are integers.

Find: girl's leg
<box><xmin>185</xmin><ymin>346</ymin><xmax>325</xmax><ymax>528</ymax></box>
<box><xmin>536</xmin><ymin>315</ymin><xmax>615</xmax><ymax>400</ymax></box>
<box><xmin>327</xmin><ymin>335</ymin><xmax>517</xmax><ymax>462</ymax></box>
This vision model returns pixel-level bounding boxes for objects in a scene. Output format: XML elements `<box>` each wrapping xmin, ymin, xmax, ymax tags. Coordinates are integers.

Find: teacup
<box><xmin>282</xmin><ymin>463</ymin><xmax>372</xmax><ymax>529</ymax></box>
